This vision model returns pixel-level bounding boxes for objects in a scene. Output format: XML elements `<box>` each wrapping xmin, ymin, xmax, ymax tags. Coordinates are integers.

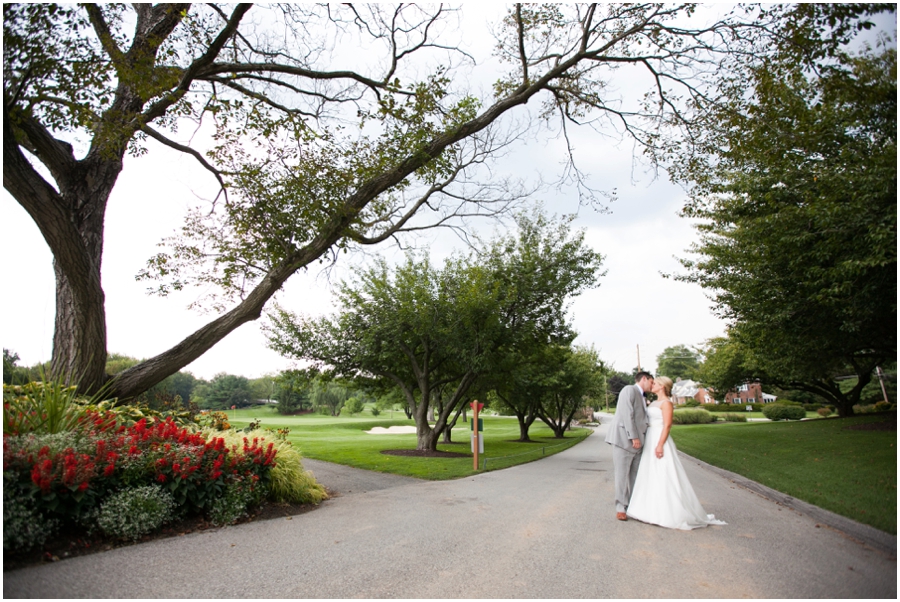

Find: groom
<box><xmin>605</xmin><ymin>371</ymin><xmax>654</xmax><ymax>521</ymax></box>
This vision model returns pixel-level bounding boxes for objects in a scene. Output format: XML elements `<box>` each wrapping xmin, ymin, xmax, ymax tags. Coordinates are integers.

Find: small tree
<box><xmin>537</xmin><ymin>346</ymin><xmax>605</xmax><ymax>438</ymax></box>
<box><xmin>312</xmin><ymin>382</ymin><xmax>351</xmax><ymax>417</ymax></box>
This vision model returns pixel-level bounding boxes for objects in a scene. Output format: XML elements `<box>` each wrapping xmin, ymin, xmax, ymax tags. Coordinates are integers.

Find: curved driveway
<box><xmin>4</xmin><ymin>427</ymin><xmax>896</xmax><ymax>598</ymax></box>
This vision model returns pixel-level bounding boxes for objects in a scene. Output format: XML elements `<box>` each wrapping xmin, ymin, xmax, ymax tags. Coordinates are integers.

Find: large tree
<box><xmin>676</xmin><ymin>19</ymin><xmax>896</xmax><ymax>416</ymax></box>
<box><xmin>267</xmin><ymin>211</ymin><xmax>603</xmax><ymax>450</ymax></box>
<box><xmin>4</xmin><ymin>3</ymin><xmax>796</xmax><ymax>398</ymax></box>
<box><xmin>267</xmin><ymin>254</ymin><xmax>502</xmax><ymax>451</ymax></box>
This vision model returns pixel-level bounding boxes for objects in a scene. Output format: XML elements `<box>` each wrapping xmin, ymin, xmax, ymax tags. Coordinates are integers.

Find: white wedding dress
<box><xmin>626</xmin><ymin>401</ymin><xmax>726</xmax><ymax>530</ymax></box>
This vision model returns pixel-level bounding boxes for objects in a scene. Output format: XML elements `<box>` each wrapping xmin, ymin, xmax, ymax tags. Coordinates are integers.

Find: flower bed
<box><xmin>3</xmin><ymin>383</ymin><xmax>325</xmax><ymax>558</ymax></box>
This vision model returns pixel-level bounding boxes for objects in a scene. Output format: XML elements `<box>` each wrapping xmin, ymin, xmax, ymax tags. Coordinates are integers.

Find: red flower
<box><xmin>157</xmin><ymin>473</ymin><xmax>167</xmax><ymax>483</ymax></box>
<box><xmin>103</xmin><ymin>464</ymin><xmax>115</xmax><ymax>477</ymax></box>
<box><xmin>78</xmin><ymin>482</ymin><xmax>89</xmax><ymax>492</ymax></box>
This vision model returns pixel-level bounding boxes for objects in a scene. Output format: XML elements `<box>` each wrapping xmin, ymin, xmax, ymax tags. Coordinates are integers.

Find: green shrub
<box><xmin>817</xmin><ymin>407</ymin><xmax>833</xmax><ymax>418</ymax></box>
<box><xmin>672</xmin><ymin>409</ymin><xmax>717</xmax><ymax>424</ymax></box>
<box><xmin>682</xmin><ymin>399</ymin><xmax>701</xmax><ymax>407</ymax></box>
<box><xmin>777</xmin><ymin>400</ymin><xmax>804</xmax><ymax>407</ymax></box>
<box><xmin>721</xmin><ymin>413</ymin><xmax>748</xmax><ymax>422</ymax></box>
<box><xmin>802</xmin><ymin>403</ymin><xmax>825</xmax><ymax>411</ymax></box>
<box><xmin>96</xmin><ymin>485</ymin><xmax>176</xmax><ymax>541</ymax></box>
<box><xmin>342</xmin><ymin>397</ymin><xmax>366</xmax><ymax>415</ymax></box>
<box><xmin>762</xmin><ymin>404</ymin><xmax>806</xmax><ymax>421</ymax></box>
<box><xmin>3</xmin><ymin>472</ymin><xmax>59</xmax><ymax>553</ymax></box>
<box><xmin>874</xmin><ymin>401</ymin><xmax>891</xmax><ymax>412</ymax></box>
<box><xmin>369</xmin><ymin>406</ymin><xmax>381</xmax><ymax>417</ymax></box>
<box><xmin>704</xmin><ymin>402</ymin><xmax>765</xmax><ymax>412</ymax></box>
<box><xmin>207</xmin><ymin>478</ymin><xmax>260</xmax><ymax>526</ymax></box>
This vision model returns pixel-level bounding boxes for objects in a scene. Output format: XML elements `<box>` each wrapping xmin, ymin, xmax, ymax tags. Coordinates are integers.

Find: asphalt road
<box><xmin>4</xmin><ymin>426</ymin><xmax>896</xmax><ymax>598</ymax></box>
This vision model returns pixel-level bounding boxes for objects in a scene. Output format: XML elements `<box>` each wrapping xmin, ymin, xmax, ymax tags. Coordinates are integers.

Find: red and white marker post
<box><xmin>470</xmin><ymin>400</ymin><xmax>484</xmax><ymax>470</ymax></box>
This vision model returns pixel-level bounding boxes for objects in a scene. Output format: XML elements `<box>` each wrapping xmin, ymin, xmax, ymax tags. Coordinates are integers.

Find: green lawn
<box><xmin>671</xmin><ymin>414</ymin><xmax>897</xmax><ymax>534</ymax></box>
<box><xmin>224</xmin><ymin>406</ymin><xmax>590</xmax><ymax>480</ymax></box>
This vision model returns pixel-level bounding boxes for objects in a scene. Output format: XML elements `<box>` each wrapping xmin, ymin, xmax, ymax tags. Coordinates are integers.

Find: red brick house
<box><xmin>724</xmin><ymin>382</ymin><xmax>777</xmax><ymax>404</ymax></box>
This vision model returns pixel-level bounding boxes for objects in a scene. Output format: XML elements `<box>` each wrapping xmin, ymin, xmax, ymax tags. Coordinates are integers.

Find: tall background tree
<box><xmin>655</xmin><ymin>344</ymin><xmax>701</xmax><ymax>381</ymax></box>
<box><xmin>4</xmin><ymin>3</ymin><xmax>797</xmax><ymax>399</ymax></box>
<box><xmin>673</xmin><ymin>6</ymin><xmax>896</xmax><ymax>416</ymax></box>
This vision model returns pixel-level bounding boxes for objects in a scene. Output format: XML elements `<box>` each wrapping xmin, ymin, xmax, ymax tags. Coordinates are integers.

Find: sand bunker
<box><xmin>365</xmin><ymin>426</ymin><xmax>418</xmax><ymax>435</ymax></box>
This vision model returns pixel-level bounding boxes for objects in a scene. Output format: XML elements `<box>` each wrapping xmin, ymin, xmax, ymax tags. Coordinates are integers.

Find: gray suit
<box><xmin>605</xmin><ymin>383</ymin><xmax>649</xmax><ymax>512</ymax></box>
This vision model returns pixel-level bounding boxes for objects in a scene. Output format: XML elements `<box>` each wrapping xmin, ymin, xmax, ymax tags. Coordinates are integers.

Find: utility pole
<box><xmin>636</xmin><ymin>344</ymin><xmax>641</xmax><ymax>371</ymax></box>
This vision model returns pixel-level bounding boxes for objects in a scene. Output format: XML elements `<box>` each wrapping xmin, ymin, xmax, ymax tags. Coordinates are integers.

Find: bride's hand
<box><xmin>655</xmin><ymin>447</ymin><xmax>664</xmax><ymax>459</ymax></box>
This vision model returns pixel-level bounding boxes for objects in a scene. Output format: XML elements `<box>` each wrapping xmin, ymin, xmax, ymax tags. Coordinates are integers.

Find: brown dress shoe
<box><xmin>616</xmin><ymin>512</ymin><xmax>627</xmax><ymax>521</ymax></box>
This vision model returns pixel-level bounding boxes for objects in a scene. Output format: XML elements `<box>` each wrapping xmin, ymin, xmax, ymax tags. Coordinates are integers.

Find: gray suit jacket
<box><xmin>604</xmin><ymin>384</ymin><xmax>649</xmax><ymax>452</ymax></box>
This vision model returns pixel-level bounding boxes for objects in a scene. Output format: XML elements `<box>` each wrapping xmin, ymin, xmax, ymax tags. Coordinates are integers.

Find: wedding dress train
<box><xmin>626</xmin><ymin>402</ymin><xmax>726</xmax><ymax>530</ymax></box>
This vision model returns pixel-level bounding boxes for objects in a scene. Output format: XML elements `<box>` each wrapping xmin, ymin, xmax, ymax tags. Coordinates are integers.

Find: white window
<box><xmin>738</xmin><ymin>384</ymin><xmax>749</xmax><ymax>392</ymax></box>
<box><xmin>748</xmin><ymin>397</ymin><xmax>755</xmax><ymax>403</ymax></box>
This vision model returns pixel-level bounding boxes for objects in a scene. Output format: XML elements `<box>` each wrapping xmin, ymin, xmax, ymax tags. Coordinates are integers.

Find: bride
<box><xmin>626</xmin><ymin>375</ymin><xmax>726</xmax><ymax>530</ymax></box>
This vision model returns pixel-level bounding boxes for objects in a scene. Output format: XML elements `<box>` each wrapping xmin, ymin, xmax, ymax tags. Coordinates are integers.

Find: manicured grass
<box><xmin>671</xmin><ymin>414</ymin><xmax>897</xmax><ymax>534</ymax></box>
<box><xmin>223</xmin><ymin>406</ymin><xmax>590</xmax><ymax>480</ymax></box>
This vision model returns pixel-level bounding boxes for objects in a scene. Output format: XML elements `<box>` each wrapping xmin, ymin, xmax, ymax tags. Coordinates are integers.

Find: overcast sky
<box><xmin>1</xmin><ymin>5</ymin><xmax>785</xmax><ymax>381</ymax></box>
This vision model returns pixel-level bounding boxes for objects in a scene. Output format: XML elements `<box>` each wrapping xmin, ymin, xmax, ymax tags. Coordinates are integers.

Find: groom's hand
<box><xmin>632</xmin><ymin>438</ymin><xmax>641</xmax><ymax>449</ymax></box>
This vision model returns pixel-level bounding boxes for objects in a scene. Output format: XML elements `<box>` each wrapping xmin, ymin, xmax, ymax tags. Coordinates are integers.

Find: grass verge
<box><xmin>225</xmin><ymin>407</ymin><xmax>590</xmax><ymax>480</ymax></box>
<box><xmin>671</xmin><ymin>413</ymin><xmax>897</xmax><ymax>534</ymax></box>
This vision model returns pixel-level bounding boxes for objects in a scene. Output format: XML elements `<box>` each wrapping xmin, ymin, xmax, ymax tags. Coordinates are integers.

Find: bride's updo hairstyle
<box><xmin>655</xmin><ymin>376</ymin><xmax>674</xmax><ymax>398</ymax></box>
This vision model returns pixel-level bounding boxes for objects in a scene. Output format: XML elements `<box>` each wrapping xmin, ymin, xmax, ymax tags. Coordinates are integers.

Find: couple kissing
<box><xmin>605</xmin><ymin>371</ymin><xmax>725</xmax><ymax>530</ymax></box>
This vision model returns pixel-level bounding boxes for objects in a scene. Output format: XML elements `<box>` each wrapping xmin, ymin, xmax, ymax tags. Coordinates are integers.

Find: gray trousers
<box><xmin>612</xmin><ymin>445</ymin><xmax>642</xmax><ymax>512</ymax></box>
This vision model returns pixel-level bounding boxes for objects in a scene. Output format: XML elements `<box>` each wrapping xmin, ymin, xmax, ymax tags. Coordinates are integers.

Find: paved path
<box><xmin>4</xmin><ymin>427</ymin><xmax>896</xmax><ymax>598</ymax></box>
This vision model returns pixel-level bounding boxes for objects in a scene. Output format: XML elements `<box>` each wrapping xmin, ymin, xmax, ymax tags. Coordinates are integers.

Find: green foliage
<box><xmin>274</xmin><ymin>369</ymin><xmax>312</xmax><ymax>415</ymax></box>
<box><xmin>703</xmin><ymin>403</ymin><xmax>764</xmax><ymax>412</ymax></box>
<box><xmin>206</xmin><ymin>479</ymin><xmax>259</xmax><ymax>526</ymax></box>
<box><xmin>3</xmin><ymin>472</ymin><xmax>58</xmax><ymax>553</ymax></box>
<box><xmin>656</xmin><ymin>345</ymin><xmax>701</xmax><ymax>381</ymax></box>
<box><xmin>679</xmin><ymin>41</ymin><xmax>897</xmax><ymax>416</ymax></box>
<box><xmin>311</xmin><ymin>382</ymin><xmax>351</xmax><ymax>417</ymax></box>
<box><xmin>762</xmin><ymin>404</ymin><xmax>807</xmax><ymax>421</ymax></box>
<box><xmin>343</xmin><ymin>397</ymin><xmax>366</xmax><ymax>415</ymax></box>
<box><xmin>817</xmin><ymin>407</ymin><xmax>833</xmax><ymax>418</ymax></box>
<box><xmin>537</xmin><ymin>345</ymin><xmax>606</xmax><ymax>437</ymax></box>
<box><xmin>2</xmin><ymin>381</ymin><xmax>110</xmax><ymax>435</ymax></box>
<box><xmin>720</xmin><ymin>413</ymin><xmax>748</xmax><ymax>423</ymax></box>
<box><xmin>682</xmin><ymin>399</ymin><xmax>701</xmax><ymax>408</ymax></box>
<box><xmin>96</xmin><ymin>486</ymin><xmax>176</xmax><ymax>541</ymax></box>
<box><xmin>199</xmin><ymin>373</ymin><xmax>254</xmax><ymax>410</ymax></box>
<box><xmin>671</xmin><ymin>409</ymin><xmax>717</xmax><ymax>424</ymax></box>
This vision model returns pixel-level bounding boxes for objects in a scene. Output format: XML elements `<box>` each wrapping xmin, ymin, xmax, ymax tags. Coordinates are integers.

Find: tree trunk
<box><xmin>514</xmin><ymin>410</ymin><xmax>537</xmax><ymax>442</ymax></box>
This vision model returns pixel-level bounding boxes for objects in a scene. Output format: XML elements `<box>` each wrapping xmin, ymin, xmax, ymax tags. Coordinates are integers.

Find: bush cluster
<box><xmin>3</xmin><ymin>382</ymin><xmax>326</xmax><ymax>555</ymax></box>
<box><xmin>817</xmin><ymin>407</ymin><xmax>833</xmax><ymax>418</ymax></box>
<box><xmin>720</xmin><ymin>413</ymin><xmax>748</xmax><ymax>422</ymax></box>
<box><xmin>762</xmin><ymin>403</ymin><xmax>806</xmax><ymax>421</ymax></box>
<box><xmin>672</xmin><ymin>409</ymin><xmax>717</xmax><ymax>424</ymax></box>
<box><xmin>702</xmin><ymin>403</ymin><xmax>765</xmax><ymax>412</ymax></box>
<box><xmin>95</xmin><ymin>485</ymin><xmax>176</xmax><ymax>541</ymax></box>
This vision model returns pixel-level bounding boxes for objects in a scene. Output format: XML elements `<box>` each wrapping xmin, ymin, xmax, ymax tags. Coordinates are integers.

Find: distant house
<box><xmin>671</xmin><ymin>379</ymin><xmax>718</xmax><ymax>405</ymax></box>
<box><xmin>724</xmin><ymin>382</ymin><xmax>777</xmax><ymax>404</ymax></box>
